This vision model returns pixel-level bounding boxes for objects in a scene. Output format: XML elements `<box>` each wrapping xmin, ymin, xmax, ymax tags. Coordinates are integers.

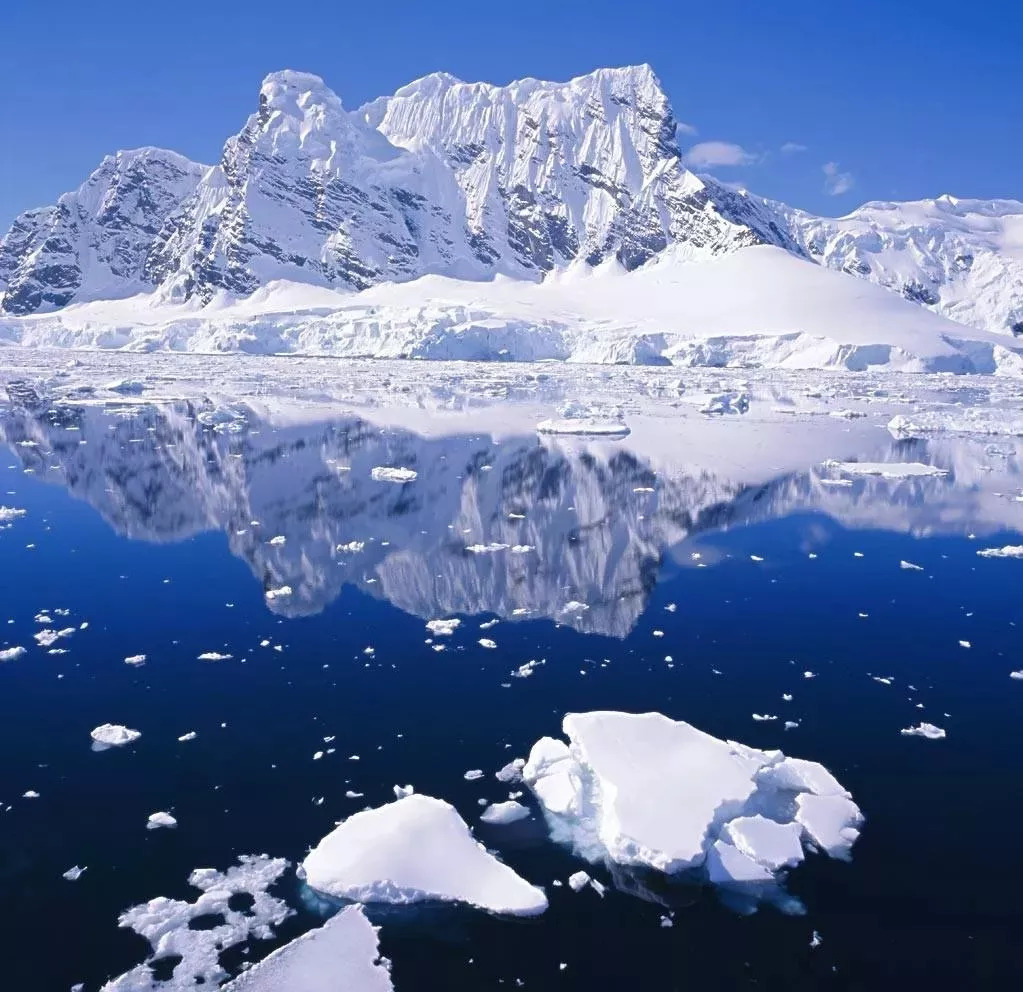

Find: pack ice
<box><xmin>523</xmin><ymin>712</ymin><xmax>862</xmax><ymax>893</ymax></box>
<box><xmin>301</xmin><ymin>794</ymin><xmax>547</xmax><ymax>916</ymax></box>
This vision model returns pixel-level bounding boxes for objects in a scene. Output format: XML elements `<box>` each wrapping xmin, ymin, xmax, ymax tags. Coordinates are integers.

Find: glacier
<box><xmin>0</xmin><ymin>65</ymin><xmax>1020</xmax><ymax>372</ymax></box>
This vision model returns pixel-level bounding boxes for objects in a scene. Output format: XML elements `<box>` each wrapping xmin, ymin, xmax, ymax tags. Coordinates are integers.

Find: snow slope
<box><xmin>4</xmin><ymin>245</ymin><xmax>1018</xmax><ymax>372</ymax></box>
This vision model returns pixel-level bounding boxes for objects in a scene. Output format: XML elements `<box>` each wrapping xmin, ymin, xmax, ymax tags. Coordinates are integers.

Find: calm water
<box><xmin>1</xmin><ymin>399</ymin><xmax>1022</xmax><ymax>990</ymax></box>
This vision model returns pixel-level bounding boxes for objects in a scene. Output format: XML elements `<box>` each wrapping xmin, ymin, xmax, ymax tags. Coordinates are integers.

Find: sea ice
<box><xmin>91</xmin><ymin>724</ymin><xmax>142</xmax><ymax>749</ymax></box>
<box><xmin>0</xmin><ymin>506</ymin><xmax>27</xmax><ymax>524</ymax></box>
<box><xmin>478</xmin><ymin>638</ymin><xmax>497</xmax><ymax>649</ymax></box>
<box><xmin>222</xmin><ymin>904</ymin><xmax>393</xmax><ymax>991</ymax></box>
<box><xmin>370</xmin><ymin>466</ymin><xmax>418</xmax><ymax>483</ymax></box>
<box><xmin>147</xmin><ymin>811</ymin><xmax>178</xmax><ymax>830</ymax></box>
<box><xmin>901</xmin><ymin>723</ymin><xmax>946</xmax><ymax>740</ymax></box>
<box><xmin>899</xmin><ymin>560</ymin><xmax>923</xmax><ymax>571</ymax></box>
<box><xmin>124</xmin><ymin>654</ymin><xmax>146</xmax><ymax>665</ymax></box>
<box><xmin>63</xmin><ymin>865</ymin><xmax>87</xmax><ymax>881</ymax></box>
<box><xmin>523</xmin><ymin>711</ymin><xmax>862</xmax><ymax>893</ymax></box>
<box><xmin>198</xmin><ymin>651</ymin><xmax>232</xmax><ymax>661</ymax></box>
<box><xmin>101</xmin><ymin>855</ymin><xmax>290</xmax><ymax>991</ymax></box>
<box><xmin>426</xmin><ymin>618</ymin><xmax>460</xmax><ymax>636</ymax></box>
<box><xmin>976</xmin><ymin>545</ymin><xmax>1023</xmax><ymax>558</ymax></box>
<box><xmin>480</xmin><ymin>801</ymin><xmax>531</xmax><ymax>825</ymax></box>
<box><xmin>826</xmin><ymin>461</ymin><xmax>948</xmax><ymax>479</ymax></box>
<box><xmin>301</xmin><ymin>794</ymin><xmax>547</xmax><ymax>916</ymax></box>
<box><xmin>567</xmin><ymin>871</ymin><xmax>591</xmax><ymax>892</ymax></box>
<box><xmin>0</xmin><ymin>645</ymin><xmax>26</xmax><ymax>662</ymax></box>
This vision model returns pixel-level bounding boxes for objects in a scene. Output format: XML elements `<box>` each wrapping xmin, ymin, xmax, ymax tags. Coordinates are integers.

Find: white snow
<box><xmin>301</xmin><ymin>794</ymin><xmax>547</xmax><ymax>915</ymax></box>
<box><xmin>900</xmin><ymin>723</ymin><xmax>947</xmax><ymax>740</ymax></box>
<box><xmin>523</xmin><ymin>711</ymin><xmax>862</xmax><ymax>888</ymax></box>
<box><xmin>222</xmin><ymin>905</ymin><xmax>393</xmax><ymax>991</ymax></box>
<box><xmin>91</xmin><ymin>724</ymin><xmax>142</xmax><ymax>749</ymax></box>
<box><xmin>480</xmin><ymin>801</ymin><xmax>531</xmax><ymax>825</ymax></box>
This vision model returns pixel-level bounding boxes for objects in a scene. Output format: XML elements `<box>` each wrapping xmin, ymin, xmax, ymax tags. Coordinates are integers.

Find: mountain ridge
<box><xmin>0</xmin><ymin>64</ymin><xmax>1020</xmax><ymax>346</ymax></box>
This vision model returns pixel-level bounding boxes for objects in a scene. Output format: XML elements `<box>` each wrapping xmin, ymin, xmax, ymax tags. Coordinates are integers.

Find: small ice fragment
<box><xmin>267</xmin><ymin>535</ymin><xmax>287</xmax><ymax>546</ymax></box>
<box><xmin>784</xmin><ymin>721</ymin><xmax>800</xmax><ymax>730</ymax></box>
<box><xmin>752</xmin><ymin>714</ymin><xmax>777</xmax><ymax>722</ymax></box>
<box><xmin>810</xmin><ymin>930</ymin><xmax>822</xmax><ymax>949</ymax></box>
<box><xmin>178</xmin><ymin>731</ymin><xmax>198</xmax><ymax>742</ymax></box>
<box><xmin>478</xmin><ymin>638</ymin><xmax>497</xmax><ymax>649</ymax></box>
<box><xmin>90</xmin><ymin>724</ymin><xmax>141</xmax><ymax>748</ymax></box>
<box><xmin>345</xmin><ymin>791</ymin><xmax>364</xmax><ymax>799</ymax></box>
<box><xmin>901</xmin><ymin>723</ymin><xmax>946</xmax><ymax>740</ymax></box>
<box><xmin>976</xmin><ymin>545</ymin><xmax>1023</xmax><ymax>558</ymax></box>
<box><xmin>480</xmin><ymin>801</ymin><xmax>530</xmax><ymax>825</ymax></box>
<box><xmin>1011</xmin><ymin>670</ymin><xmax>1023</xmax><ymax>680</ymax></box>
<box><xmin>426</xmin><ymin>619</ymin><xmax>460</xmax><ymax>636</ymax></box>
<box><xmin>803</xmin><ymin>671</ymin><xmax>816</xmax><ymax>679</ymax></box>
<box><xmin>146</xmin><ymin>811</ymin><xmax>177</xmax><ymax>830</ymax></box>
<box><xmin>23</xmin><ymin>790</ymin><xmax>39</xmax><ymax>798</ymax></box>
<box><xmin>198</xmin><ymin>651</ymin><xmax>232</xmax><ymax>661</ymax></box>
<box><xmin>782</xmin><ymin>693</ymin><xmax>793</xmax><ymax>702</ymax></box>
<box><xmin>265</xmin><ymin>585</ymin><xmax>292</xmax><ymax>601</ymax></box>
<box><xmin>496</xmin><ymin>758</ymin><xmax>525</xmax><ymax>784</ymax></box>
<box><xmin>0</xmin><ymin>646</ymin><xmax>26</xmax><ymax>662</ymax></box>
<box><xmin>394</xmin><ymin>784</ymin><xmax>414</xmax><ymax>799</ymax></box>
<box><xmin>750</xmin><ymin>555</ymin><xmax>764</xmax><ymax>562</ymax></box>
<box><xmin>123</xmin><ymin>654</ymin><xmax>146</xmax><ymax>665</ymax></box>
<box><xmin>958</xmin><ymin>640</ymin><xmax>971</xmax><ymax>649</ymax></box>
<box><xmin>464</xmin><ymin>769</ymin><xmax>484</xmax><ymax>781</ymax></box>
<box><xmin>652</xmin><ymin>630</ymin><xmax>664</xmax><ymax>638</ymax></box>
<box><xmin>900</xmin><ymin>561</ymin><xmax>923</xmax><ymax>571</ymax></box>
<box><xmin>567</xmin><ymin>871</ymin><xmax>591</xmax><ymax>892</ymax></box>
<box><xmin>371</xmin><ymin>466</ymin><xmax>417</xmax><ymax>483</ymax></box>
<box><xmin>63</xmin><ymin>865</ymin><xmax>87</xmax><ymax>881</ymax></box>
<box><xmin>313</xmin><ymin>751</ymin><xmax>324</xmax><ymax>761</ymax></box>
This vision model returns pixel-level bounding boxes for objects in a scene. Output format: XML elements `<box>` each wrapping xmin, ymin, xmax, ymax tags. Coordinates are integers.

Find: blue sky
<box><xmin>1</xmin><ymin>0</ymin><xmax>1019</xmax><ymax>230</ymax></box>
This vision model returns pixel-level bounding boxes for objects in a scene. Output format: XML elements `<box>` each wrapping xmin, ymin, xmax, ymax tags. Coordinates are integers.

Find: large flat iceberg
<box><xmin>223</xmin><ymin>905</ymin><xmax>392</xmax><ymax>991</ymax></box>
<box><xmin>301</xmin><ymin>794</ymin><xmax>547</xmax><ymax>916</ymax></box>
<box><xmin>523</xmin><ymin>711</ymin><xmax>863</xmax><ymax>894</ymax></box>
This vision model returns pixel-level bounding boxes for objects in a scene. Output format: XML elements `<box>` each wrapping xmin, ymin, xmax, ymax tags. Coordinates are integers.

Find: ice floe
<box><xmin>197</xmin><ymin>651</ymin><xmax>232</xmax><ymax>661</ymax></box>
<box><xmin>146</xmin><ymin>811</ymin><xmax>178</xmax><ymax>830</ymax></box>
<box><xmin>370</xmin><ymin>466</ymin><xmax>417</xmax><ymax>483</ymax></box>
<box><xmin>124</xmin><ymin>653</ymin><xmax>146</xmax><ymax>665</ymax></box>
<box><xmin>63</xmin><ymin>865</ymin><xmax>87</xmax><ymax>881</ymax></box>
<box><xmin>0</xmin><ymin>645</ymin><xmax>26</xmax><ymax>662</ymax></box>
<box><xmin>301</xmin><ymin>794</ymin><xmax>547</xmax><ymax>916</ymax></box>
<box><xmin>480</xmin><ymin>801</ymin><xmax>531</xmax><ymax>825</ymax></box>
<box><xmin>222</xmin><ymin>904</ymin><xmax>393</xmax><ymax>991</ymax></box>
<box><xmin>523</xmin><ymin>711</ymin><xmax>862</xmax><ymax>901</ymax></box>
<box><xmin>0</xmin><ymin>506</ymin><xmax>27</xmax><ymax>524</ymax></box>
<box><xmin>101</xmin><ymin>855</ymin><xmax>290</xmax><ymax>991</ymax></box>
<box><xmin>91</xmin><ymin>724</ymin><xmax>142</xmax><ymax>750</ymax></box>
<box><xmin>425</xmin><ymin>618</ymin><xmax>460</xmax><ymax>636</ymax></box>
<box><xmin>900</xmin><ymin>723</ymin><xmax>947</xmax><ymax>740</ymax></box>
<box><xmin>826</xmin><ymin>460</ymin><xmax>948</xmax><ymax>479</ymax></box>
<box><xmin>536</xmin><ymin>418</ymin><xmax>630</xmax><ymax>437</ymax></box>
<box><xmin>976</xmin><ymin>545</ymin><xmax>1023</xmax><ymax>558</ymax></box>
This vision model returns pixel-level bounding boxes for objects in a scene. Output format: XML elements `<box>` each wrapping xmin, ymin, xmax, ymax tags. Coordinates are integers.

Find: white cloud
<box><xmin>823</xmin><ymin>161</ymin><xmax>855</xmax><ymax>195</ymax></box>
<box><xmin>675</xmin><ymin>121</ymin><xmax>698</xmax><ymax>138</ymax></box>
<box><xmin>780</xmin><ymin>141</ymin><xmax>807</xmax><ymax>154</ymax></box>
<box><xmin>684</xmin><ymin>141</ymin><xmax>758</xmax><ymax>168</ymax></box>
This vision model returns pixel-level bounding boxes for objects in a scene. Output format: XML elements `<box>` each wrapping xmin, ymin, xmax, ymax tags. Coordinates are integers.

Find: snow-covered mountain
<box><xmin>770</xmin><ymin>194</ymin><xmax>1023</xmax><ymax>337</ymax></box>
<box><xmin>0</xmin><ymin>64</ymin><xmax>1020</xmax><ymax>369</ymax></box>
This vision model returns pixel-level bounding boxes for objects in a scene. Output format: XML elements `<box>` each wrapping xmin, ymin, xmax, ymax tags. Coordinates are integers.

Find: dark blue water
<box><xmin>1</xmin><ymin>400</ymin><xmax>1022</xmax><ymax>990</ymax></box>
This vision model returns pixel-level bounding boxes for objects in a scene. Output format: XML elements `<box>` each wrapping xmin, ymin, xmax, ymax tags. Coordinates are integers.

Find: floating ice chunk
<box><xmin>699</xmin><ymin>392</ymin><xmax>749</xmax><ymax>416</ymax></box>
<box><xmin>104</xmin><ymin>379</ymin><xmax>145</xmax><ymax>395</ymax></box>
<box><xmin>267</xmin><ymin>535</ymin><xmax>287</xmax><ymax>546</ymax></box>
<box><xmin>959</xmin><ymin>640</ymin><xmax>971</xmax><ymax>649</ymax></box>
<box><xmin>336</xmin><ymin>540</ymin><xmax>365</xmax><ymax>554</ymax></box>
<box><xmin>478</xmin><ymin>638</ymin><xmax>497</xmax><ymax>649</ymax></box>
<box><xmin>750</xmin><ymin>555</ymin><xmax>764</xmax><ymax>562</ymax></box>
<box><xmin>101</xmin><ymin>855</ymin><xmax>289</xmax><ymax>991</ymax></box>
<box><xmin>900</xmin><ymin>560</ymin><xmax>924</xmax><ymax>571</ymax></box>
<box><xmin>1011</xmin><ymin>670</ymin><xmax>1023</xmax><ymax>680</ymax></box>
<box><xmin>147</xmin><ymin>812</ymin><xmax>178</xmax><ymax>830</ymax></box>
<box><xmin>91</xmin><ymin>724</ymin><xmax>141</xmax><ymax>750</ymax></box>
<box><xmin>825</xmin><ymin>460</ymin><xmax>947</xmax><ymax>479</ymax></box>
<box><xmin>480</xmin><ymin>801</ymin><xmax>530</xmax><ymax>825</ymax></box>
<box><xmin>0</xmin><ymin>506</ymin><xmax>27</xmax><ymax>524</ymax></box>
<box><xmin>976</xmin><ymin>545</ymin><xmax>1023</xmax><ymax>558</ymax></box>
<box><xmin>426</xmin><ymin>619</ymin><xmax>460</xmax><ymax>636</ymax></box>
<box><xmin>198</xmin><ymin>651</ymin><xmax>232</xmax><ymax>661</ymax></box>
<box><xmin>301</xmin><ymin>794</ymin><xmax>547</xmax><ymax>916</ymax></box>
<box><xmin>706</xmin><ymin>840</ymin><xmax>774</xmax><ymax>884</ymax></box>
<box><xmin>810</xmin><ymin>930</ymin><xmax>823</xmax><ymax>949</ymax></box>
<box><xmin>464</xmin><ymin>769</ymin><xmax>484</xmax><ymax>781</ymax></box>
<box><xmin>178</xmin><ymin>732</ymin><xmax>198</xmax><ymax>742</ymax></box>
<box><xmin>23</xmin><ymin>790</ymin><xmax>39</xmax><ymax>798</ymax></box>
<box><xmin>0</xmin><ymin>646</ymin><xmax>26</xmax><ymax>662</ymax></box>
<box><xmin>752</xmin><ymin>714</ymin><xmax>777</xmax><ymax>722</ymax></box>
<box><xmin>34</xmin><ymin>627</ymin><xmax>74</xmax><ymax>647</ymax></box>
<box><xmin>465</xmin><ymin>542</ymin><xmax>509</xmax><ymax>554</ymax></box>
<box><xmin>784</xmin><ymin>721</ymin><xmax>800</xmax><ymax>731</ymax></box>
<box><xmin>393</xmin><ymin>784</ymin><xmax>414</xmax><ymax>799</ymax></box>
<box><xmin>523</xmin><ymin>711</ymin><xmax>862</xmax><ymax>891</ymax></box>
<box><xmin>496</xmin><ymin>758</ymin><xmax>525</xmax><ymax>784</ymax></box>
<box><xmin>63</xmin><ymin>865</ymin><xmax>87</xmax><ymax>881</ymax></box>
<box><xmin>124</xmin><ymin>654</ymin><xmax>146</xmax><ymax>665</ymax></box>
<box><xmin>562</xmin><ymin>601</ymin><xmax>589</xmax><ymax>613</ymax></box>
<box><xmin>901</xmin><ymin>723</ymin><xmax>946</xmax><ymax>740</ymax></box>
<box><xmin>221</xmin><ymin>904</ymin><xmax>393</xmax><ymax>991</ymax></box>
<box><xmin>265</xmin><ymin>585</ymin><xmax>292</xmax><ymax>601</ymax></box>
<box><xmin>567</xmin><ymin>871</ymin><xmax>591</xmax><ymax>892</ymax></box>
<box><xmin>370</xmin><ymin>466</ymin><xmax>417</xmax><ymax>483</ymax></box>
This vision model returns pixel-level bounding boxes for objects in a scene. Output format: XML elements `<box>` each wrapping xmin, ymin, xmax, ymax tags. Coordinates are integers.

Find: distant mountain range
<box><xmin>0</xmin><ymin>65</ymin><xmax>1020</xmax><ymax>369</ymax></box>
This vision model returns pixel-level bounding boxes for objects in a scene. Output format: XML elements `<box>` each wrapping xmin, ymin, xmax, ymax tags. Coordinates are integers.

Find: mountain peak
<box><xmin>259</xmin><ymin>69</ymin><xmax>346</xmax><ymax>117</ymax></box>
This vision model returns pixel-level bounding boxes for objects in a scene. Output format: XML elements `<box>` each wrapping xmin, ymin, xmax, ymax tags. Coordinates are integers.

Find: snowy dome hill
<box><xmin>1</xmin><ymin>65</ymin><xmax>1021</xmax><ymax>373</ymax></box>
